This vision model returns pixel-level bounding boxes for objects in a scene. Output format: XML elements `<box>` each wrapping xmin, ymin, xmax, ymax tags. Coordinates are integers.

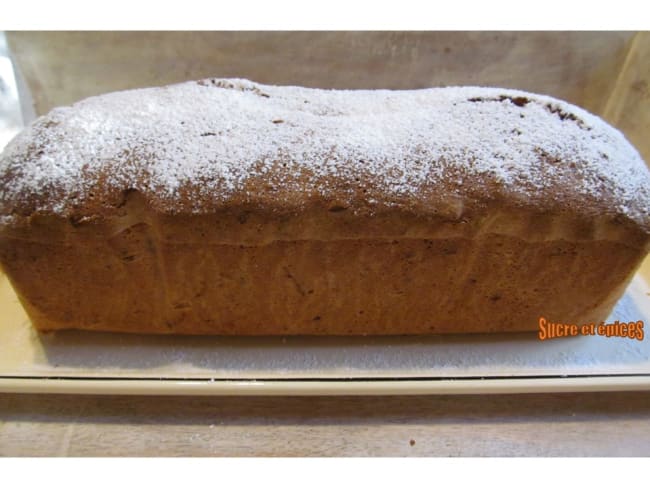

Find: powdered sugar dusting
<box><xmin>1</xmin><ymin>78</ymin><xmax>649</xmax><ymax>229</ymax></box>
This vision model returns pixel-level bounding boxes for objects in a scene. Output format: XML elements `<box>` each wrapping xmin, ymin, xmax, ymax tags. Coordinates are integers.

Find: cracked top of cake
<box><xmin>1</xmin><ymin>78</ymin><xmax>649</xmax><ymax>237</ymax></box>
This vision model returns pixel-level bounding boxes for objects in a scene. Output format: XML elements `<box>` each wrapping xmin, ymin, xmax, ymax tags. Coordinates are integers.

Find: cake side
<box><xmin>0</xmin><ymin>188</ymin><xmax>646</xmax><ymax>335</ymax></box>
<box><xmin>1</xmin><ymin>79</ymin><xmax>649</xmax><ymax>244</ymax></box>
<box><xmin>1</xmin><ymin>209</ymin><xmax>644</xmax><ymax>335</ymax></box>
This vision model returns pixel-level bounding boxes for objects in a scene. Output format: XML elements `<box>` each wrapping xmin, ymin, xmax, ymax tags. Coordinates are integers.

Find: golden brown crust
<box><xmin>0</xmin><ymin>208</ymin><xmax>643</xmax><ymax>335</ymax></box>
<box><xmin>0</xmin><ymin>192</ymin><xmax>648</xmax><ymax>335</ymax></box>
<box><xmin>0</xmin><ymin>79</ymin><xmax>649</xmax><ymax>335</ymax></box>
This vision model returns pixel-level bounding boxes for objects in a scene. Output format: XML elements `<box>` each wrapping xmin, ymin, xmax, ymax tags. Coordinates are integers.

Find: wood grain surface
<box><xmin>6</xmin><ymin>31</ymin><xmax>632</xmax><ymax>116</ymax></box>
<box><xmin>2</xmin><ymin>392</ymin><xmax>650</xmax><ymax>456</ymax></box>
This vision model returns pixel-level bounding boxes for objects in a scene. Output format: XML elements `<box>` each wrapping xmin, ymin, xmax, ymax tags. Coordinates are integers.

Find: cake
<box><xmin>0</xmin><ymin>78</ymin><xmax>648</xmax><ymax>334</ymax></box>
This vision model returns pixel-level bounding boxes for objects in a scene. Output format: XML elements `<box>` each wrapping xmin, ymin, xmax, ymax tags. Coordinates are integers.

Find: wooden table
<box><xmin>2</xmin><ymin>392</ymin><xmax>650</xmax><ymax>456</ymax></box>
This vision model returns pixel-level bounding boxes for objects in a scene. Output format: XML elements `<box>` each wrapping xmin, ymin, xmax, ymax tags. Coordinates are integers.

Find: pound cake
<box><xmin>0</xmin><ymin>79</ymin><xmax>649</xmax><ymax>335</ymax></box>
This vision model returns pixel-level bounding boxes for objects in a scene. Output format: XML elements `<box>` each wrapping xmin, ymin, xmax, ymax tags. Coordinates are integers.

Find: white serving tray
<box><xmin>1</xmin><ymin>270</ymin><xmax>649</xmax><ymax>395</ymax></box>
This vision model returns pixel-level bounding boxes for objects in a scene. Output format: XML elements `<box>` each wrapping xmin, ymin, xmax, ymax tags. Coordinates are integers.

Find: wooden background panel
<box><xmin>7</xmin><ymin>31</ymin><xmax>632</xmax><ymax>117</ymax></box>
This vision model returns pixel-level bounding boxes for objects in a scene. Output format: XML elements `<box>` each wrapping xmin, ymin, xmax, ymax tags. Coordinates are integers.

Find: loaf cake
<box><xmin>0</xmin><ymin>79</ymin><xmax>649</xmax><ymax>335</ymax></box>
